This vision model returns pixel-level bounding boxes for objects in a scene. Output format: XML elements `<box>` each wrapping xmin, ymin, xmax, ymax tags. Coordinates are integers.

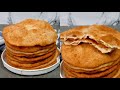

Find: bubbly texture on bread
<box><xmin>3</xmin><ymin>19</ymin><xmax>57</xmax><ymax>46</ymax></box>
<box><xmin>60</xmin><ymin>25</ymin><xmax>120</xmax><ymax>53</ymax></box>
<box><xmin>61</xmin><ymin>43</ymin><xmax>120</xmax><ymax>69</ymax></box>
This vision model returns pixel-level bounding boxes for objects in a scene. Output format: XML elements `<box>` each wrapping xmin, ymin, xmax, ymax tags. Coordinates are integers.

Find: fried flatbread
<box><xmin>5</xmin><ymin>41</ymin><xmax>56</xmax><ymax>53</ymax></box>
<box><xmin>63</xmin><ymin>63</ymin><xmax>119</xmax><ymax>78</ymax></box>
<box><xmin>6</xmin><ymin>45</ymin><xmax>57</xmax><ymax>57</ymax></box>
<box><xmin>103</xmin><ymin>67</ymin><xmax>119</xmax><ymax>78</ymax></box>
<box><xmin>63</xmin><ymin>59</ymin><xmax>120</xmax><ymax>73</ymax></box>
<box><xmin>6</xmin><ymin>49</ymin><xmax>56</xmax><ymax>62</ymax></box>
<box><xmin>60</xmin><ymin>25</ymin><xmax>120</xmax><ymax>53</ymax></box>
<box><xmin>61</xmin><ymin>43</ymin><xmax>120</xmax><ymax>69</ymax></box>
<box><xmin>6</xmin><ymin>49</ymin><xmax>59</xmax><ymax>69</ymax></box>
<box><xmin>3</xmin><ymin>19</ymin><xmax>57</xmax><ymax>46</ymax></box>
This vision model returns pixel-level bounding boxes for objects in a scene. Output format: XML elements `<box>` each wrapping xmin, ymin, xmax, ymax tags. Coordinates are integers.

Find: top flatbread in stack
<box><xmin>3</xmin><ymin>19</ymin><xmax>57</xmax><ymax>47</ymax></box>
<box><xmin>60</xmin><ymin>25</ymin><xmax>120</xmax><ymax>53</ymax></box>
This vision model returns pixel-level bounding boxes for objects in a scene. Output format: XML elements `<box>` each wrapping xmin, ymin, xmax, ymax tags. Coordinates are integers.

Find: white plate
<box><xmin>1</xmin><ymin>49</ymin><xmax>60</xmax><ymax>75</ymax></box>
<box><xmin>60</xmin><ymin>61</ymin><xmax>66</xmax><ymax>78</ymax></box>
<box><xmin>0</xmin><ymin>31</ymin><xmax>4</xmax><ymax>45</ymax></box>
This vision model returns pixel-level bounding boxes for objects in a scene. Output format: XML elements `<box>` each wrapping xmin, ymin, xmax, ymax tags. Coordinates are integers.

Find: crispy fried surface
<box><xmin>3</xmin><ymin>19</ymin><xmax>57</xmax><ymax>46</ymax></box>
<box><xmin>6</xmin><ymin>49</ymin><xmax>56</xmax><ymax>62</ymax></box>
<box><xmin>60</xmin><ymin>25</ymin><xmax>120</xmax><ymax>53</ymax></box>
<box><xmin>63</xmin><ymin>59</ymin><xmax>120</xmax><ymax>73</ymax></box>
<box><xmin>5</xmin><ymin>41</ymin><xmax>56</xmax><ymax>53</ymax></box>
<box><xmin>103</xmin><ymin>67</ymin><xmax>119</xmax><ymax>78</ymax></box>
<box><xmin>6</xmin><ymin>49</ymin><xmax>59</xmax><ymax>70</ymax></box>
<box><xmin>6</xmin><ymin>45</ymin><xmax>57</xmax><ymax>57</ymax></box>
<box><xmin>61</xmin><ymin>43</ymin><xmax>120</xmax><ymax>69</ymax></box>
<box><xmin>113</xmin><ymin>66</ymin><xmax>120</xmax><ymax>78</ymax></box>
<box><xmin>63</xmin><ymin>63</ymin><xmax>119</xmax><ymax>78</ymax></box>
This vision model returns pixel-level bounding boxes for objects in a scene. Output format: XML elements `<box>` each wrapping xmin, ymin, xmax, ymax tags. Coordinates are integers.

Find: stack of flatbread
<box><xmin>3</xmin><ymin>19</ymin><xmax>59</xmax><ymax>70</ymax></box>
<box><xmin>60</xmin><ymin>25</ymin><xmax>120</xmax><ymax>78</ymax></box>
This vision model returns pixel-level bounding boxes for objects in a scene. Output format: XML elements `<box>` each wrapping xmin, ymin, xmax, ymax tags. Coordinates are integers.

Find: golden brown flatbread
<box><xmin>60</xmin><ymin>25</ymin><xmax>120</xmax><ymax>53</ymax></box>
<box><xmin>6</xmin><ymin>49</ymin><xmax>56</xmax><ymax>62</ymax></box>
<box><xmin>6</xmin><ymin>49</ymin><xmax>60</xmax><ymax>69</ymax></box>
<box><xmin>103</xmin><ymin>67</ymin><xmax>119</xmax><ymax>78</ymax></box>
<box><xmin>17</xmin><ymin>18</ymin><xmax>54</xmax><ymax>31</ymax></box>
<box><xmin>3</xmin><ymin>19</ymin><xmax>57</xmax><ymax>46</ymax></box>
<box><xmin>63</xmin><ymin>59</ymin><xmax>120</xmax><ymax>73</ymax></box>
<box><xmin>5</xmin><ymin>41</ymin><xmax>56</xmax><ymax>53</ymax></box>
<box><xmin>113</xmin><ymin>66</ymin><xmax>120</xmax><ymax>78</ymax></box>
<box><xmin>63</xmin><ymin>63</ymin><xmax>119</xmax><ymax>78</ymax></box>
<box><xmin>61</xmin><ymin>43</ymin><xmax>120</xmax><ymax>69</ymax></box>
<box><xmin>6</xmin><ymin>45</ymin><xmax>57</xmax><ymax>57</ymax></box>
<box><xmin>6</xmin><ymin>50</ymin><xmax>54</xmax><ymax>64</ymax></box>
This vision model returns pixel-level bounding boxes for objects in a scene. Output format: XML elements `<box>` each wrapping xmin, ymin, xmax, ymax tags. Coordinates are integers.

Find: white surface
<box><xmin>60</xmin><ymin>12</ymin><xmax>103</xmax><ymax>26</ymax></box>
<box><xmin>60</xmin><ymin>61</ymin><xmax>65</xmax><ymax>78</ymax></box>
<box><xmin>0</xmin><ymin>12</ymin><xmax>119</xmax><ymax>26</ymax></box>
<box><xmin>1</xmin><ymin>49</ymin><xmax>60</xmax><ymax>75</ymax></box>
<box><xmin>10</xmin><ymin>12</ymin><xmax>40</xmax><ymax>24</ymax></box>
<box><xmin>0</xmin><ymin>12</ymin><xmax>9</xmax><ymax>24</ymax></box>
<box><xmin>0</xmin><ymin>31</ymin><xmax>4</xmax><ymax>45</ymax></box>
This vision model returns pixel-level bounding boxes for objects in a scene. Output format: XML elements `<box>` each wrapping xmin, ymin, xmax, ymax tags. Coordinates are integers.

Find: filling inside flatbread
<box><xmin>62</xmin><ymin>36</ymin><xmax>114</xmax><ymax>53</ymax></box>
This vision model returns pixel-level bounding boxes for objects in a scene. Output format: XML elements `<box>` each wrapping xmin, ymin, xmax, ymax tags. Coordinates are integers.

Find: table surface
<box><xmin>0</xmin><ymin>24</ymin><xmax>120</xmax><ymax>78</ymax></box>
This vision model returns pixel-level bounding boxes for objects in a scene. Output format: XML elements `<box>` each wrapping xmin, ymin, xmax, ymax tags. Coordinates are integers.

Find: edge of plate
<box><xmin>1</xmin><ymin>49</ymin><xmax>60</xmax><ymax>75</ymax></box>
<box><xmin>60</xmin><ymin>61</ymin><xmax>65</xmax><ymax>78</ymax></box>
